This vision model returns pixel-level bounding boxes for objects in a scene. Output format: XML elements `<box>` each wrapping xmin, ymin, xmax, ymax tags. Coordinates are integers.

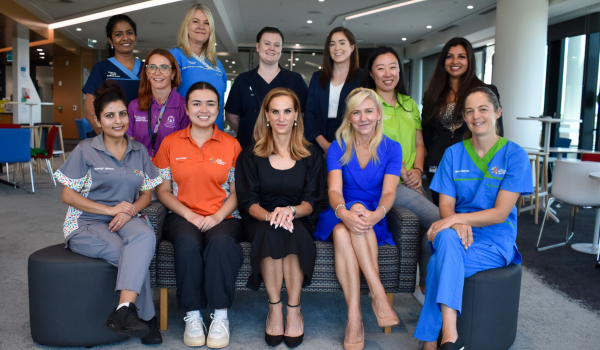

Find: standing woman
<box><xmin>154</xmin><ymin>82</ymin><xmax>243</xmax><ymax>348</ymax></box>
<box><xmin>226</xmin><ymin>27</ymin><xmax>309</xmax><ymax>149</ymax></box>
<box><xmin>362</xmin><ymin>47</ymin><xmax>440</xmax><ymax>302</ymax></box>
<box><xmin>127</xmin><ymin>48</ymin><xmax>189</xmax><ymax>158</ymax></box>
<box><xmin>304</xmin><ymin>27</ymin><xmax>362</xmax><ymax>156</ymax></box>
<box><xmin>84</xmin><ymin>14</ymin><xmax>142</xmax><ymax>136</ymax></box>
<box><xmin>54</xmin><ymin>80</ymin><xmax>163</xmax><ymax>344</ymax></box>
<box><xmin>415</xmin><ymin>87</ymin><xmax>530</xmax><ymax>349</ymax></box>
<box><xmin>422</xmin><ymin>37</ymin><xmax>502</xmax><ymax>206</ymax></box>
<box><xmin>170</xmin><ymin>4</ymin><xmax>227</xmax><ymax>130</ymax></box>
<box><xmin>313</xmin><ymin>88</ymin><xmax>401</xmax><ymax>350</ymax></box>
<box><xmin>235</xmin><ymin>88</ymin><xmax>325</xmax><ymax>348</ymax></box>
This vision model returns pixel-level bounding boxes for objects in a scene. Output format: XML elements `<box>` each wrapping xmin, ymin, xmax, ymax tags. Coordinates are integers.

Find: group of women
<box><xmin>55</xmin><ymin>3</ymin><xmax>532</xmax><ymax>350</ymax></box>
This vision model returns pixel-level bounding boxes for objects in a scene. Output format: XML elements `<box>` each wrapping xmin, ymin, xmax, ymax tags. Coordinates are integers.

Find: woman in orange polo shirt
<box><xmin>154</xmin><ymin>81</ymin><xmax>242</xmax><ymax>348</ymax></box>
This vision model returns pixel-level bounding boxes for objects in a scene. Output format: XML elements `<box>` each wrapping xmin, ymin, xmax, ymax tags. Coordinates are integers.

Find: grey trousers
<box><xmin>68</xmin><ymin>217</ymin><xmax>156</xmax><ymax>320</ymax></box>
<box><xmin>393</xmin><ymin>183</ymin><xmax>441</xmax><ymax>287</ymax></box>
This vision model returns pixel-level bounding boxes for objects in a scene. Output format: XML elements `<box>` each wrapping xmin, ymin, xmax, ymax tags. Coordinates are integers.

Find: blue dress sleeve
<box><xmin>500</xmin><ymin>145</ymin><xmax>533</xmax><ymax>195</ymax></box>
<box><xmin>384</xmin><ymin>139</ymin><xmax>402</xmax><ymax>176</ymax></box>
<box><xmin>82</xmin><ymin>62</ymin><xmax>105</xmax><ymax>95</ymax></box>
<box><xmin>326</xmin><ymin>140</ymin><xmax>344</xmax><ymax>172</ymax></box>
<box><xmin>430</xmin><ymin>148</ymin><xmax>456</xmax><ymax>199</ymax></box>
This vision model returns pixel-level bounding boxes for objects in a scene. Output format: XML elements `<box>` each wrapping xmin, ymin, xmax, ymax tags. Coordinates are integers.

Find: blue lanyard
<box><xmin>147</xmin><ymin>91</ymin><xmax>172</xmax><ymax>155</ymax></box>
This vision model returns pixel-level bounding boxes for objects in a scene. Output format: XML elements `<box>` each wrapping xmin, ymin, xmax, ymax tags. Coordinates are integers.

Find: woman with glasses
<box><xmin>170</xmin><ymin>4</ymin><xmax>227</xmax><ymax>131</ymax></box>
<box><xmin>127</xmin><ymin>48</ymin><xmax>189</xmax><ymax>158</ymax></box>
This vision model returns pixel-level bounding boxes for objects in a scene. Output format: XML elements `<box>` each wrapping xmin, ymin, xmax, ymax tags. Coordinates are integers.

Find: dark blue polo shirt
<box><xmin>225</xmin><ymin>65</ymin><xmax>308</xmax><ymax>148</ymax></box>
<box><xmin>82</xmin><ymin>58</ymin><xmax>142</xmax><ymax>105</ymax></box>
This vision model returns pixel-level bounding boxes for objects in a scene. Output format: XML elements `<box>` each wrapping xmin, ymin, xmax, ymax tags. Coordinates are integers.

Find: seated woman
<box><xmin>154</xmin><ymin>82</ymin><xmax>243</xmax><ymax>348</ymax></box>
<box><xmin>414</xmin><ymin>87</ymin><xmax>532</xmax><ymax>350</ymax></box>
<box><xmin>362</xmin><ymin>46</ymin><xmax>441</xmax><ymax>303</ymax></box>
<box><xmin>54</xmin><ymin>80</ymin><xmax>163</xmax><ymax>344</ymax></box>
<box><xmin>313</xmin><ymin>88</ymin><xmax>401</xmax><ymax>350</ymax></box>
<box><xmin>235</xmin><ymin>87</ymin><xmax>326</xmax><ymax>348</ymax></box>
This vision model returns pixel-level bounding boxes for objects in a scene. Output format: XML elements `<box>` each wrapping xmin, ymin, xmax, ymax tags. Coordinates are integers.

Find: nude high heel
<box><xmin>343</xmin><ymin>323</ymin><xmax>364</xmax><ymax>350</ymax></box>
<box><xmin>372</xmin><ymin>299</ymin><xmax>399</xmax><ymax>328</ymax></box>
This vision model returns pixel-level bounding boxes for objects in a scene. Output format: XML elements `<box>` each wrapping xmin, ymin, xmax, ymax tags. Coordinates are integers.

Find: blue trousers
<box><xmin>413</xmin><ymin>228</ymin><xmax>511</xmax><ymax>342</ymax></box>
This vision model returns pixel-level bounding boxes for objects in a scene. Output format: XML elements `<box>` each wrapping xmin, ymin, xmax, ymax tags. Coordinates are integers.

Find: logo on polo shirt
<box><xmin>209</xmin><ymin>158</ymin><xmax>226</xmax><ymax>165</ymax></box>
<box><xmin>164</xmin><ymin>115</ymin><xmax>176</xmax><ymax>129</ymax></box>
<box><xmin>491</xmin><ymin>167</ymin><xmax>506</xmax><ymax>175</ymax></box>
<box><xmin>135</xmin><ymin>115</ymin><xmax>148</xmax><ymax>122</ymax></box>
<box><xmin>455</xmin><ymin>170</ymin><xmax>469</xmax><ymax>173</ymax></box>
<box><xmin>107</xmin><ymin>71</ymin><xmax>120</xmax><ymax>78</ymax></box>
<box><xmin>94</xmin><ymin>167</ymin><xmax>114</xmax><ymax>171</ymax></box>
<box><xmin>133</xmin><ymin>169</ymin><xmax>145</xmax><ymax>177</ymax></box>
<box><xmin>383</xmin><ymin>114</ymin><xmax>392</xmax><ymax>121</ymax></box>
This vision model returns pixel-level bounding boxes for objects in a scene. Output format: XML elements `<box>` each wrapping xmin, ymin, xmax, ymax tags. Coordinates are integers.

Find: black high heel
<box><xmin>265</xmin><ymin>299</ymin><xmax>284</xmax><ymax>347</ymax></box>
<box><xmin>283</xmin><ymin>302</ymin><xmax>304</xmax><ymax>348</ymax></box>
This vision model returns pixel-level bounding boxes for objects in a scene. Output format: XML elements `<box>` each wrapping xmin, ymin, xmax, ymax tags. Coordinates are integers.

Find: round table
<box><xmin>570</xmin><ymin>172</ymin><xmax>600</xmax><ymax>255</ymax></box>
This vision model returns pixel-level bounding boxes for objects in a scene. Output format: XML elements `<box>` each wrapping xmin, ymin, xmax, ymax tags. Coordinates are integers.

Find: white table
<box><xmin>517</xmin><ymin>117</ymin><xmax>582</xmax><ymax>154</ymax></box>
<box><xmin>573</xmin><ymin>172</ymin><xmax>600</xmax><ymax>255</ymax></box>
<box><xmin>7</xmin><ymin>102</ymin><xmax>54</xmax><ymax>147</ymax></box>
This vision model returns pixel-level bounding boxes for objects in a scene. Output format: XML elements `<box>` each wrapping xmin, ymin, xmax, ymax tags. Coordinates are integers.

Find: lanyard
<box><xmin>147</xmin><ymin>90</ymin><xmax>172</xmax><ymax>156</ymax></box>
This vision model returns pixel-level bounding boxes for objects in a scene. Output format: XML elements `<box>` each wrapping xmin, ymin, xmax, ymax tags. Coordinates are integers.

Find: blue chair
<box><xmin>551</xmin><ymin>137</ymin><xmax>571</xmax><ymax>159</ymax></box>
<box><xmin>75</xmin><ymin>118</ymin><xmax>94</xmax><ymax>140</ymax></box>
<box><xmin>0</xmin><ymin>129</ymin><xmax>34</xmax><ymax>192</ymax></box>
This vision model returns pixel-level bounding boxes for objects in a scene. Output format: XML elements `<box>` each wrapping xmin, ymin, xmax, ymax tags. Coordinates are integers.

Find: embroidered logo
<box><xmin>94</xmin><ymin>167</ymin><xmax>114</xmax><ymax>171</ymax></box>
<box><xmin>491</xmin><ymin>167</ymin><xmax>506</xmax><ymax>175</ymax></box>
<box><xmin>176</xmin><ymin>157</ymin><xmax>187</xmax><ymax>161</ymax></box>
<box><xmin>135</xmin><ymin>115</ymin><xmax>148</xmax><ymax>122</ymax></box>
<box><xmin>455</xmin><ymin>170</ymin><xmax>470</xmax><ymax>173</ymax></box>
<box><xmin>383</xmin><ymin>114</ymin><xmax>392</xmax><ymax>121</ymax></box>
<box><xmin>107</xmin><ymin>71</ymin><xmax>120</xmax><ymax>78</ymax></box>
<box><xmin>164</xmin><ymin>115</ymin><xmax>176</xmax><ymax>129</ymax></box>
<box><xmin>133</xmin><ymin>169</ymin><xmax>144</xmax><ymax>177</ymax></box>
<box><xmin>209</xmin><ymin>157</ymin><xmax>226</xmax><ymax>165</ymax></box>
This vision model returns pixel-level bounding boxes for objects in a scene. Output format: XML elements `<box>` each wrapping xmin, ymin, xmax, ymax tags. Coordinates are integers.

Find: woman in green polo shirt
<box><xmin>362</xmin><ymin>47</ymin><xmax>440</xmax><ymax>303</ymax></box>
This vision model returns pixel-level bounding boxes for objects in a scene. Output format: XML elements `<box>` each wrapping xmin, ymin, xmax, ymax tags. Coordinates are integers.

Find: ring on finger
<box><xmin>283</xmin><ymin>211</ymin><xmax>289</xmax><ymax>215</ymax></box>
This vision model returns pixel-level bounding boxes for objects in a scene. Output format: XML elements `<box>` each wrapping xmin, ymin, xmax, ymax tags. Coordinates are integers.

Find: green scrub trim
<box><xmin>463</xmin><ymin>137</ymin><xmax>508</xmax><ymax>180</ymax></box>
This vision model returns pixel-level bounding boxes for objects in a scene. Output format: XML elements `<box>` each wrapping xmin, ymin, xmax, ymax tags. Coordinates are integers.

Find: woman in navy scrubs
<box><xmin>304</xmin><ymin>27</ymin><xmax>362</xmax><ymax>156</ymax></box>
<box><xmin>83</xmin><ymin>14</ymin><xmax>142</xmax><ymax>135</ymax></box>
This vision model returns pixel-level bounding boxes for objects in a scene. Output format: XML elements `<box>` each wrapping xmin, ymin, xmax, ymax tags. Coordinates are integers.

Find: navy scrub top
<box><xmin>225</xmin><ymin>65</ymin><xmax>308</xmax><ymax>149</ymax></box>
<box><xmin>82</xmin><ymin>57</ymin><xmax>142</xmax><ymax>105</ymax></box>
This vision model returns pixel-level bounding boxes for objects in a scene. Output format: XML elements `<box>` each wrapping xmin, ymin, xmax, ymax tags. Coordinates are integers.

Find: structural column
<box><xmin>12</xmin><ymin>22</ymin><xmax>41</xmax><ymax>124</ymax></box>
<box><xmin>493</xmin><ymin>0</ymin><xmax>549</xmax><ymax>148</ymax></box>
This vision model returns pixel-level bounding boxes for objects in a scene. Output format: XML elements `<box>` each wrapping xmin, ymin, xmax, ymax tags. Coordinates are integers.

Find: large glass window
<box><xmin>558</xmin><ymin>35</ymin><xmax>586</xmax><ymax>149</ymax></box>
<box><xmin>483</xmin><ymin>45</ymin><xmax>495</xmax><ymax>85</ymax></box>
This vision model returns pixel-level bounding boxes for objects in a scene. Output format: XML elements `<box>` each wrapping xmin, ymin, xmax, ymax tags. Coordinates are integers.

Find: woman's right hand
<box><xmin>185</xmin><ymin>211</ymin><xmax>206</xmax><ymax>230</ymax></box>
<box><xmin>108</xmin><ymin>201</ymin><xmax>138</xmax><ymax>217</ymax></box>
<box><xmin>339</xmin><ymin>207</ymin><xmax>372</xmax><ymax>235</ymax></box>
<box><xmin>269</xmin><ymin>207</ymin><xmax>294</xmax><ymax>233</ymax></box>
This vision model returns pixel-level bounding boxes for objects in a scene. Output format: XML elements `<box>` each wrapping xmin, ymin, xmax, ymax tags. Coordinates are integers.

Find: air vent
<box><xmin>411</xmin><ymin>39</ymin><xmax>424</xmax><ymax>44</ymax></box>
<box><xmin>479</xmin><ymin>7</ymin><xmax>496</xmax><ymax>15</ymax></box>
<box><xmin>438</xmin><ymin>25</ymin><xmax>456</xmax><ymax>33</ymax></box>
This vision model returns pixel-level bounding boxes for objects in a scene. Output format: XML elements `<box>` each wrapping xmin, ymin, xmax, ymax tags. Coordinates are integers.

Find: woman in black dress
<box><xmin>422</xmin><ymin>37</ymin><xmax>501</xmax><ymax>206</ymax></box>
<box><xmin>236</xmin><ymin>87</ymin><xmax>326</xmax><ymax>348</ymax></box>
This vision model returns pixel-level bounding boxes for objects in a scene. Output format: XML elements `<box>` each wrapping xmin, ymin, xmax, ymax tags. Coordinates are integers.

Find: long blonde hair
<box><xmin>253</xmin><ymin>88</ymin><xmax>311</xmax><ymax>160</ymax></box>
<box><xmin>335</xmin><ymin>88</ymin><xmax>384</xmax><ymax>165</ymax></box>
<box><xmin>176</xmin><ymin>4</ymin><xmax>217</xmax><ymax>67</ymax></box>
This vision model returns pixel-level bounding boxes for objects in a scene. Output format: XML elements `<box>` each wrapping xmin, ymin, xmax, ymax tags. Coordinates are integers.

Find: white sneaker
<box><xmin>207</xmin><ymin>313</ymin><xmax>230</xmax><ymax>348</ymax></box>
<box><xmin>412</xmin><ymin>287</ymin><xmax>425</xmax><ymax>306</ymax></box>
<box><xmin>183</xmin><ymin>311</ymin><xmax>206</xmax><ymax>347</ymax></box>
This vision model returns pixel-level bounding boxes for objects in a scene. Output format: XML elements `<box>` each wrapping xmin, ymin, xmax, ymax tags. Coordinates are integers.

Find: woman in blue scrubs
<box><xmin>83</xmin><ymin>14</ymin><xmax>142</xmax><ymax>135</ymax></box>
<box><xmin>414</xmin><ymin>87</ymin><xmax>532</xmax><ymax>350</ymax></box>
<box><xmin>313</xmin><ymin>88</ymin><xmax>402</xmax><ymax>350</ymax></box>
<box><xmin>170</xmin><ymin>4</ymin><xmax>227</xmax><ymax>131</ymax></box>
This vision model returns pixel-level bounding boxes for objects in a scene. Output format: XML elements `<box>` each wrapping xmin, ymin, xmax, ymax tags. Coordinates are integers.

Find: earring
<box><xmin>294</xmin><ymin>120</ymin><xmax>297</xmax><ymax>126</ymax></box>
<box><xmin>111</xmin><ymin>45</ymin><xmax>114</xmax><ymax>49</ymax></box>
<box><xmin>267</xmin><ymin>122</ymin><xmax>270</xmax><ymax>127</ymax></box>
<box><xmin>377</xmin><ymin>120</ymin><xmax>380</xmax><ymax>124</ymax></box>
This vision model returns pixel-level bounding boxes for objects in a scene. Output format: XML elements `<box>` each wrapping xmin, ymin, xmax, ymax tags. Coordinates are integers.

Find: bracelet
<box><xmin>413</xmin><ymin>168</ymin><xmax>423</xmax><ymax>176</ymax></box>
<box><xmin>377</xmin><ymin>205</ymin><xmax>387</xmax><ymax>218</ymax></box>
<box><xmin>334</xmin><ymin>204</ymin><xmax>346</xmax><ymax>219</ymax></box>
<box><xmin>266</xmin><ymin>212</ymin><xmax>270</xmax><ymax>222</ymax></box>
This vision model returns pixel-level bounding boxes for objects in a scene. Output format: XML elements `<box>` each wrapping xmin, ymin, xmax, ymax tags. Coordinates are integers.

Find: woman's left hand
<box><xmin>198</xmin><ymin>215</ymin><xmax>221</xmax><ymax>232</ymax></box>
<box><xmin>109</xmin><ymin>212</ymin><xmax>132</xmax><ymax>232</ymax></box>
<box><xmin>355</xmin><ymin>207</ymin><xmax>383</xmax><ymax>225</ymax></box>
<box><xmin>404</xmin><ymin>168</ymin><xmax>422</xmax><ymax>190</ymax></box>
<box><xmin>427</xmin><ymin>215</ymin><xmax>457</xmax><ymax>243</ymax></box>
<box><xmin>270</xmin><ymin>207</ymin><xmax>294</xmax><ymax>231</ymax></box>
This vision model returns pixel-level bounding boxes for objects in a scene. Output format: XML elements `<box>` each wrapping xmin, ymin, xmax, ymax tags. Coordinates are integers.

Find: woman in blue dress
<box><xmin>415</xmin><ymin>87</ymin><xmax>532</xmax><ymax>350</ymax></box>
<box><xmin>313</xmin><ymin>88</ymin><xmax>402</xmax><ymax>350</ymax></box>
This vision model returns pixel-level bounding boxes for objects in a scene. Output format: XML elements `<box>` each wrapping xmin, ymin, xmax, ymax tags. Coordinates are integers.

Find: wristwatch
<box><xmin>288</xmin><ymin>206</ymin><xmax>297</xmax><ymax>217</ymax></box>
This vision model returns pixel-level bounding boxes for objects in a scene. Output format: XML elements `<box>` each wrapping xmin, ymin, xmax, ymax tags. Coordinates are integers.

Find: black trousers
<box><xmin>163</xmin><ymin>213</ymin><xmax>243</xmax><ymax>311</ymax></box>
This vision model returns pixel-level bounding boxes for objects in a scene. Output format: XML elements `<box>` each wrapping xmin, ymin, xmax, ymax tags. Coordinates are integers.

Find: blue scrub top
<box><xmin>169</xmin><ymin>47</ymin><xmax>227</xmax><ymax>131</ymax></box>
<box><xmin>430</xmin><ymin>137</ymin><xmax>532</xmax><ymax>264</ymax></box>
<box><xmin>82</xmin><ymin>58</ymin><xmax>142</xmax><ymax>105</ymax></box>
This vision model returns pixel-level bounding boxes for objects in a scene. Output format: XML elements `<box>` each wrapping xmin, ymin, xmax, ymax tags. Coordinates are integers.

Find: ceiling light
<box><xmin>285</xmin><ymin>64</ymin><xmax>289</xmax><ymax>66</ymax></box>
<box><xmin>307</xmin><ymin>20</ymin><xmax>312</xmax><ymax>23</ymax></box>
<box><xmin>427</xmin><ymin>25</ymin><xmax>432</xmax><ymax>29</ymax></box>
<box><xmin>295</xmin><ymin>44</ymin><xmax>300</xmax><ymax>47</ymax></box>
<box><xmin>136</xmin><ymin>56</ymin><xmax>139</xmax><ymax>59</ymax></box>
<box><xmin>345</xmin><ymin>0</ymin><xmax>425</xmax><ymax>20</ymax></box>
<box><xmin>225</xmin><ymin>60</ymin><xmax>228</xmax><ymax>62</ymax></box>
<box><xmin>229</xmin><ymin>66</ymin><xmax>232</xmax><ymax>68</ymax></box>
<box><xmin>49</xmin><ymin>0</ymin><xmax>186</xmax><ymax>29</ymax></box>
<box><xmin>37</xmin><ymin>49</ymin><xmax>43</xmax><ymax>52</ymax></box>
<box><xmin>467</xmin><ymin>5</ymin><xmax>473</xmax><ymax>9</ymax></box>
<box><xmin>319</xmin><ymin>0</ymin><xmax>324</xmax><ymax>2</ymax></box>
<box><xmin>39</xmin><ymin>52</ymin><xmax>45</xmax><ymax>55</ymax></box>
<box><xmin>233</xmin><ymin>71</ymin><xmax>235</xmax><ymax>73</ymax></box>
<box><xmin>319</xmin><ymin>66</ymin><xmax>321</xmax><ymax>69</ymax></box>
<box><xmin>312</xmin><ymin>53</ymin><xmax>315</xmax><ymax>56</ymax></box>
<box><xmin>92</xmin><ymin>39</ymin><xmax>97</xmax><ymax>43</ymax></box>
<box><xmin>402</xmin><ymin>37</ymin><xmax>407</xmax><ymax>41</ymax></box>
<box><xmin>142</xmin><ymin>59</ymin><xmax>145</xmax><ymax>62</ymax></box>
<box><xmin>295</xmin><ymin>58</ymin><xmax>299</xmax><ymax>61</ymax></box>
<box><xmin>215</xmin><ymin>43</ymin><xmax>217</xmax><ymax>45</ymax></box>
<box><xmin>293</xmin><ymin>63</ymin><xmax>296</xmax><ymax>66</ymax></box>
<box><xmin>232</xmin><ymin>61</ymin><xmax>235</xmax><ymax>64</ymax></box>
<box><xmin>76</xmin><ymin>28</ymin><xmax>82</xmax><ymax>31</ymax></box>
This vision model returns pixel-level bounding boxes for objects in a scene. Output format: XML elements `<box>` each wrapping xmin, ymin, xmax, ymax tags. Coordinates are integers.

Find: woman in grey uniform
<box><xmin>54</xmin><ymin>80</ymin><xmax>163</xmax><ymax>344</ymax></box>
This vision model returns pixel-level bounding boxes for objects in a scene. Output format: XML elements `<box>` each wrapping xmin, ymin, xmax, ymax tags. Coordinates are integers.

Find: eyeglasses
<box><xmin>146</xmin><ymin>64</ymin><xmax>172</xmax><ymax>73</ymax></box>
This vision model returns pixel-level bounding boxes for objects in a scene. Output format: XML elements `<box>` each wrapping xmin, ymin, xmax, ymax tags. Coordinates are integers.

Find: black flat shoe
<box><xmin>141</xmin><ymin>316</ymin><xmax>162</xmax><ymax>345</ymax></box>
<box><xmin>265</xmin><ymin>299</ymin><xmax>284</xmax><ymax>347</ymax></box>
<box><xmin>438</xmin><ymin>337</ymin><xmax>464</xmax><ymax>350</ymax></box>
<box><xmin>103</xmin><ymin>303</ymin><xmax>150</xmax><ymax>338</ymax></box>
<box><xmin>283</xmin><ymin>302</ymin><xmax>304</xmax><ymax>348</ymax></box>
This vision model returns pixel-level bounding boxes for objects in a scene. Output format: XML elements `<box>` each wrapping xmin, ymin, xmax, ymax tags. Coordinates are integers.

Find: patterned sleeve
<box><xmin>140</xmin><ymin>146</ymin><xmax>163</xmax><ymax>191</ymax></box>
<box><xmin>53</xmin><ymin>144</ymin><xmax>90</xmax><ymax>192</ymax></box>
<box><xmin>153</xmin><ymin>133</ymin><xmax>172</xmax><ymax>180</ymax></box>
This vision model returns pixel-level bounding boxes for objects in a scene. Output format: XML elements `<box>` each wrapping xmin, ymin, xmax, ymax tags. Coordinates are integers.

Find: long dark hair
<box><xmin>93</xmin><ymin>80</ymin><xmax>128</xmax><ymax>121</ymax></box>
<box><xmin>105</xmin><ymin>14</ymin><xmax>137</xmax><ymax>58</ymax></box>
<box><xmin>422</xmin><ymin>37</ymin><xmax>485</xmax><ymax>126</ymax></box>
<box><xmin>462</xmin><ymin>87</ymin><xmax>502</xmax><ymax>140</ymax></box>
<box><xmin>318</xmin><ymin>27</ymin><xmax>359</xmax><ymax>90</ymax></box>
<box><xmin>361</xmin><ymin>46</ymin><xmax>411</xmax><ymax>111</ymax></box>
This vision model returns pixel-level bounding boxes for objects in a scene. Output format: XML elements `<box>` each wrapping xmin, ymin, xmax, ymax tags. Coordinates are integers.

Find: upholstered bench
<box><xmin>140</xmin><ymin>199</ymin><xmax>420</xmax><ymax>333</ymax></box>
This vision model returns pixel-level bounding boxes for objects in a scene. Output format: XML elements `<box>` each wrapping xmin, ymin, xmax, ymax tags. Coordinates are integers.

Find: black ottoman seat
<box><xmin>28</xmin><ymin>244</ymin><xmax>129</xmax><ymax>347</ymax></box>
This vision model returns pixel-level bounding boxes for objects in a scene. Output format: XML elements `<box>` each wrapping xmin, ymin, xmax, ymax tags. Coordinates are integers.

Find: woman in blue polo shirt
<box><xmin>414</xmin><ymin>87</ymin><xmax>532</xmax><ymax>350</ymax></box>
<box><xmin>225</xmin><ymin>26</ymin><xmax>308</xmax><ymax>149</ymax></box>
<box><xmin>83</xmin><ymin>14</ymin><xmax>142</xmax><ymax>135</ymax></box>
<box><xmin>170</xmin><ymin>4</ymin><xmax>227</xmax><ymax>131</ymax></box>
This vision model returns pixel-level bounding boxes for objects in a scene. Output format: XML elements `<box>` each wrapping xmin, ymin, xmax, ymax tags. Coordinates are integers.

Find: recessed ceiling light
<box><xmin>37</xmin><ymin>49</ymin><xmax>43</xmax><ymax>52</ymax></box>
<box><xmin>229</xmin><ymin>66</ymin><xmax>232</xmax><ymax>68</ymax></box>
<box><xmin>293</xmin><ymin>63</ymin><xmax>296</xmax><ymax>66</ymax></box>
<box><xmin>295</xmin><ymin>58</ymin><xmax>299</xmax><ymax>61</ymax></box>
<box><xmin>467</xmin><ymin>5</ymin><xmax>473</xmax><ymax>9</ymax></box>
<box><xmin>307</xmin><ymin>20</ymin><xmax>312</xmax><ymax>23</ymax></box>
<box><xmin>312</xmin><ymin>53</ymin><xmax>315</xmax><ymax>56</ymax></box>
<box><xmin>427</xmin><ymin>25</ymin><xmax>432</xmax><ymax>29</ymax></box>
<box><xmin>319</xmin><ymin>66</ymin><xmax>322</xmax><ymax>69</ymax></box>
<box><xmin>232</xmin><ymin>61</ymin><xmax>235</xmax><ymax>64</ymax></box>
<box><xmin>402</xmin><ymin>38</ymin><xmax>407</xmax><ymax>41</ymax></box>
<box><xmin>39</xmin><ymin>52</ymin><xmax>45</xmax><ymax>55</ymax></box>
<box><xmin>92</xmin><ymin>39</ymin><xmax>97</xmax><ymax>43</ymax></box>
<box><xmin>295</xmin><ymin>44</ymin><xmax>300</xmax><ymax>47</ymax></box>
<box><xmin>76</xmin><ymin>28</ymin><xmax>82</xmax><ymax>31</ymax></box>
<box><xmin>319</xmin><ymin>0</ymin><xmax>324</xmax><ymax>2</ymax></box>
<box><xmin>142</xmin><ymin>59</ymin><xmax>145</xmax><ymax>62</ymax></box>
<box><xmin>233</xmin><ymin>71</ymin><xmax>235</xmax><ymax>73</ymax></box>
<box><xmin>215</xmin><ymin>43</ymin><xmax>217</xmax><ymax>45</ymax></box>
<box><xmin>345</xmin><ymin>0</ymin><xmax>425</xmax><ymax>20</ymax></box>
<box><xmin>285</xmin><ymin>64</ymin><xmax>289</xmax><ymax>66</ymax></box>
<box><xmin>225</xmin><ymin>60</ymin><xmax>228</xmax><ymax>62</ymax></box>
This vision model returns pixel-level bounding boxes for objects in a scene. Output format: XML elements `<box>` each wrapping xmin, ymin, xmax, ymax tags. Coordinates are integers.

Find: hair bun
<box><xmin>94</xmin><ymin>79</ymin><xmax>125</xmax><ymax>99</ymax></box>
<box><xmin>92</xmin><ymin>80</ymin><xmax>128</xmax><ymax>121</ymax></box>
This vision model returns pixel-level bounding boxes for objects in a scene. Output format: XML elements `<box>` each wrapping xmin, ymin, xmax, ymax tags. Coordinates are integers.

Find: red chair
<box><xmin>0</xmin><ymin>124</ymin><xmax>22</xmax><ymax>129</ymax></box>
<box><xmin>30</xmin><ymin>126</ymin><xmax>59</xmax><ymax>191</ymax></box>
<box><xmin>582</xmin><ymin>153</ymin><xmax>600</xmax><ymax>162</ymax></box>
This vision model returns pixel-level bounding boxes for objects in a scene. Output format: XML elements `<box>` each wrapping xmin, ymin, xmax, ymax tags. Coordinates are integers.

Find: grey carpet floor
<box><xmin>1</xmin><ymin>157</ymin><xmax>599</xmax><ymax>349</ymax></box>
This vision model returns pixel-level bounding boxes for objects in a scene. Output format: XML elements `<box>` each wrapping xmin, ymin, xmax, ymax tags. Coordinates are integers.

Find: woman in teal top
<box><xmin>362</xmin><ymin>47</ymin><xmax>440</xmax><ymax>302</ymax></box>
<box><xmin>415</xmin><ymin>87</ymin><xmax>532</xmax><ymax>349</ymax></box>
